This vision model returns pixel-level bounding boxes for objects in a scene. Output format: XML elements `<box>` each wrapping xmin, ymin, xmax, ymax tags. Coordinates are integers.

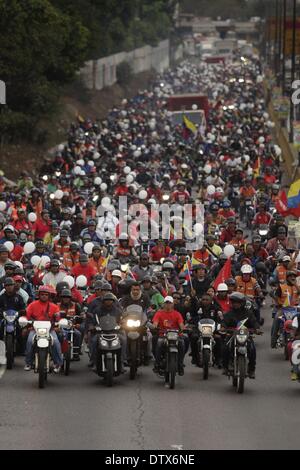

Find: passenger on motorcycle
<box><xmin>152</xmin><ymin>296</ymin><xmax>186</xmax><ymax>376</ymax></box>
<box><xmin>58</xmin><ymin>288</ymin><xmax>84</xmax><ymax>360</ymax></box>
<box><xmin>86</xmin><ymin>292</ymin><xmax>127</xmax><ymax>368</ymax></box>
<box><xmin>271</xmin><ymin>271</ymin><xmax>300</xmax><ymax>348</ymax></box>
<box><xmin>221</xmin><ymin>292</ymin><xmax>261</xmax><ymax>379</ymax></box>
<box><xmin>24</xmin><ymin>285</ymin><xmax>63</xmax><ymax>373</ymax></box>
<box><xmin>188</xmin><ymin>293</ymin><xmax>223</xmax><ymax>367</ymax></box>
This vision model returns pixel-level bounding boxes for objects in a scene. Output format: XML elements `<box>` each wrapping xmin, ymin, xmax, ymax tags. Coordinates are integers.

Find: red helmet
<box><xmin>284</xmin><ymin>319</ymin><xmax>293</xmax><ymax>332</ymax></box>
<box><xmin>38</xmin><ymin>285</ymin><xmax>52</xmax><ymax>294</ymax></box>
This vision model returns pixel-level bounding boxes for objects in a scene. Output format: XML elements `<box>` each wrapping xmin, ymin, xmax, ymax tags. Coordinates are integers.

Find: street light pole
<box><xmin>282</xmin><ymin>0</ymin><xmax>287</xmax><ymax>94</ymax></box>
<box><xmin>290</xmin><ymin>0</ymin><xmax>297</xmax><ymax>143</ymax></box>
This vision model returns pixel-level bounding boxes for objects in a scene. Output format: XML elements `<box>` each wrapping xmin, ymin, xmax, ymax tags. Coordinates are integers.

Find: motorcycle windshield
<box><xmin>98</xmin><ymin>315</ymin><xmax>118</xmax><ymax>331</ymax></box>
<box><xmin>123</xmin><ymin>304</ymin><xmax>144</xmax><ymax>320</ymax></box>
<box><xmin>199</xmin><ymin>318</ymin><xmax>215</xmax><ymax>326</ymax></box>
<box><xmin>282</xmin><ymin>307</ymin><xmax>298</xmax><ymax>319</ymax></box>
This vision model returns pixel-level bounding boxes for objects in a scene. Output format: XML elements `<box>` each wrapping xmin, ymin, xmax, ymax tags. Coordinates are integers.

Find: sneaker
<box><xmin>88</xmin><ymin>360</ymin><xmax>94</xmax><ymax>368</ymax></box>
<box><xmin>24</xmin><ymin>364</ymin><xmax>31</xmax><ymax>371</ymax></box>
<box><xmin>53</xmin><ymin>366</ymin><xmax>61</xmax><ymax>374</ymax></box>
<box><xmin>248</xmin><ymin>371</ymin><xmax>256</xmax><ymax>379</ymax></box>
<box><xmin>291</xmin><ymin>371</ymin><xmax>298</xmax><ymax>381</ymax></box>
<box><xmin>222</xmin><ymin>368</ymin><xmax>229</xmax><ymax>375</ymax></box>
<box><xmin>178</xmin><ymin>368</ymin><xmax>184</xmax><ymax>376</ymax></box>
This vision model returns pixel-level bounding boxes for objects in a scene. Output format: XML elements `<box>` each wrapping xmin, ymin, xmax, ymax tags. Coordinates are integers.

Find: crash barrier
<box><xmin>79</xmin><ymin>40</ymin><xmax>174</xmax><ymax>91</ymax></box>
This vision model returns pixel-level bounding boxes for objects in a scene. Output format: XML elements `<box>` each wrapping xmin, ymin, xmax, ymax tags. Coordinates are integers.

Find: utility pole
<box><xmin>290</xmin><ymin>0</ymin><xmax>297</xmax><ymax>142</ymax></box>
<box><xmin>282</xmin><ymin>0</ymin><xmax>287</xmax><ymax>94</ymax></box>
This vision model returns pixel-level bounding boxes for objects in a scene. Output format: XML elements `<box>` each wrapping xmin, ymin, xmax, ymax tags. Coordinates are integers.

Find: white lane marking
<box><xmin>171</xmin><ymin>444</ymin><xmax>184</xmax><ymax>450</ymax></box>
<box><xmin>0</xmin><ymin>365</ymin><xmax>6</xmax><ymax>379</ymax></box>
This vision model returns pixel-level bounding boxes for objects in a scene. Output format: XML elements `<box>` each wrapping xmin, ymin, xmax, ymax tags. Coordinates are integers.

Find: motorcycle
<box><xmin>291</xmin><ymin>340</ymin><xmax>300</xmax><ymax>380</ymax></box>
<box><xmin>122</xmin><ymin>305</ymin><xmax>149</xmax><ymax>380</ymax></box>
<box><xmin>276</xmin><ymin>307</ymin><xmax>297</xmax><ymax>360</ymax></box>
<box><xmin>60</xmin><ymin>315</ymin><xmax>82</xmax><ymax>375</ymax></box>
<box><xmin>197</xmin><ymin>318</ymin><xmax>216</xmax><ymax>380</ymax></box>
<box><xmin>94</xmin><ymin>314</ymin><xmax>122</xmax><ymax>387</ymax></box>
<box><xmin>2</xmin><ymin>310</ymin><xmax>19</xmax><ymax>369</ymax></box>
<box><xmin>224</xmin><ymin>319</ymin><xmax>257</xmax><ymax>394</ymax></box>
<box><xmin>257</xmin><ymin>224</ymin><xmax>269</xmax><ymax>243</ymax></box>
<box><xmin>19</xmin><ymin>316</ymin><xmax>67</xmax><ymax>389</ymax></box>
<box><xmin>155</xmin><ymin>329</ymin><xmax>180</xmax><ymax>390</ymax></box>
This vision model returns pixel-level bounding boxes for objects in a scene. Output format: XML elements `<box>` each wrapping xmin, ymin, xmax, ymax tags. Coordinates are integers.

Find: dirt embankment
<box><xmin>0</xmin><ymin>70</ymin><xmax>156</xmax><ymax>180</ymax></box>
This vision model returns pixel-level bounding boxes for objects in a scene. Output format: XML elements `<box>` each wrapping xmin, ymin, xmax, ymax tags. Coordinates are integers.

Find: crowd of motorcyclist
<box><xmin>1</xmin><ymin>51</ymin><xmax>300</xmax><ymax>384</ymax></box>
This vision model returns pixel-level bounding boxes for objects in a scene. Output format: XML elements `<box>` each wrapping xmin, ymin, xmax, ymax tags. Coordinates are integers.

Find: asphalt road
<box><xmin>0</xmin><ymin>301</ymin><xmax>299</xmax><ymax>451</ymax></box>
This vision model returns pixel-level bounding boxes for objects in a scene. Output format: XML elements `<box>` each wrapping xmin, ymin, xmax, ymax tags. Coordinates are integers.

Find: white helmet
<box><xmin>241</xmin><ymin>264</ymin><xmax>253</xmax><ymax>274</ymax></box>
<box><xmin>217</xmin><ymin>283</ymin><xmax>228</xmax><ymax>292</ymax></box>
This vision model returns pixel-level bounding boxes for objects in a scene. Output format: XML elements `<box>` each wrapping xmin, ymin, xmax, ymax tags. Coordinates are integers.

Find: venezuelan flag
<box><xmin>183</xmin><ymin>257</ymin><xmax>192</xmax><ymax>281</ymax></box>
<box><xmin>287</xmin><ymin>179</ymin><xmax>300</xmax><ymax>211</ymax></box>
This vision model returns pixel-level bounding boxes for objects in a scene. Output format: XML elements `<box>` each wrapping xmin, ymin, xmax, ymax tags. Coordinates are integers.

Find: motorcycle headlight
<box><xmin>4</xmin><ymin>314</ymin><xmax>17</xmax><ymax>322</ymax></box>
<box><xmin>167</xmin><ymin>332</ymin><xmax>178</xmax><ymax>341</ymax></box>
<box><xmin>100</xmin><ymin>340</ymin><xmax>108</xmax><ymax>347</ymax></box>
<box><xmin>259</xmin><ymin>230</ymin><xmax>268</xmax><ymax>236</ymax></box>
<box><xmin>37</xmin><ymin>328</ymin><xmax>47</xmax><ymax>336</ymax></box>
<box><xmin>201</xmin><ymin>325</ymin><xmax>213</xmax><ymax>335</ymax></box>
<box><xmin>236</xmin><ymin>334</ymin><xmax>247</xmax><ymax>344</ymax></box>
<box><xmin>127</xmin><ymin>319</ymin><xmax>141</xmax><ymax>328</ymax></box>
<box><xmin>112</xmin><ymin>339</ymin><xmax>119</xmax><ymax>347</ymax></box>
<box><xmin>162</xmin><ymin>195</ymin><xmax>170</xmax><ymax>201</ymax></box>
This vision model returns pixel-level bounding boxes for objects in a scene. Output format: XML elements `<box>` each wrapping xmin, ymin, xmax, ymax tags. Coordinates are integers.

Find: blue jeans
<box><xmin>25</xmin><ymin>330</ymin><xmax>63</xmax><ymax>367</ymax></box>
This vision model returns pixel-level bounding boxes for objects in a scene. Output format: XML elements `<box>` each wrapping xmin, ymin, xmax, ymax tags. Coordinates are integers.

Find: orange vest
<box><xmin>278</xmin><ymin>284</ymin><xmax>299</xmax><ymax>307</ymax></box>
<box><xmin>275</xmin><ymin>265</ymin><xmax>287</xmax><ymax>284</ymax></box>
<box><xmin>58</xmin><ymin>302</ymin><xmax>77</xmax><ymax>318</ymax></box>
<box><xmin>88</xmin><ymin>257</ymin><xmax>105</xmax><ymax>274</ymax></box>
<box><xmin>54</xmin><ymin>241</ymin><xmax>71</xmax><ymax>258</ymax></box>
<box><xmin>63</xmin><ymin>253</ymin><xmax>80</xmax><ymax>270</ymax></box>
<box><xmin>235</xmin><ymin>276</ymin><xmax>257</xmax><ymax>298</ymax></box>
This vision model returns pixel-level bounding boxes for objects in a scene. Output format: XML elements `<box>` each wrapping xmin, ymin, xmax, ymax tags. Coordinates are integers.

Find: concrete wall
<box><xmin>80</xmin><ymin>40</ymin><xmax>170</xmax><ymax>91</ymax></box>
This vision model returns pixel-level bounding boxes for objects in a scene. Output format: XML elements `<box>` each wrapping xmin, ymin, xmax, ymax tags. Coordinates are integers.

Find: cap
<box><xmin>101</xmin><ymin>283</ymin><xmax>112</xmax><ymax>291</ymax></box>
<box><xmin>60</xmin><ymin>230</ymin><xmax>69</xmax><ymax>237</ymax></box>
<box><xmin>217</xmin><ymin>283</ymin><xmax>228</xmax><ymax>292</ymax></box>
<box><xmin>103</xmin><ymin>293</ymin><xmax>116</xmax><ymax>301</ymax></box>
<box><xmin>4</xmin><ymin>277</ymin><xmax>15</xmax><ymax>286</ymax></box>
<box><xmin>164</xmin><ymin>296</ymin><xmax>174</xmax><ymax>303</ymax></box>
<box><xmin>282</xmin><ymin>255</ymin><xmax>291</xmax><ymax>262</ymax></box>
<box><xmin>13</xmin><ymin>275</ymin><xmax>23</xmax><ymax>282</ymax></box>
<box><xmin>0</xmin><ymin>246</ymin><xmax>9</xmax><ymax>253</ymax></box>
<box><xmin>50</xmin><ymin>259</ymin><xmax>60</xmax><ymax>267</ymax></box>
<box><xmin>79</xmin><ymin>254</ymin><xmax>89</xmax><ymax>262</ymax></box>
<box><xmin>112</xmin><ymin>269</ymin><xmax>122</xmax><ymax>278</ymax></box>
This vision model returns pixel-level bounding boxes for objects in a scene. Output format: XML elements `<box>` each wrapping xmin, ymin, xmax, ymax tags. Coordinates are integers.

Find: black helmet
<box><xmin>56</xmin><ymin>281</ymin><xmax>70</xmax><ymax>293</ymax></box>
<box><xmin>229</xmin><ymin>292</ymin><xmax>246</xmax><ymax>304</ymax></box>
<box><xmin>61</xmin><ymin>289</ymin><xmax>72</xmax><ymax>297</ymax></box>
<box><xmin>226</xmin><ymin>278</ymin><xmax>237</xmax><ymax>286</ymax></box>
<box><xmin>255</xmin><ymin>262</ymin><xmax>267</xmax><ymax>273</ymax></box>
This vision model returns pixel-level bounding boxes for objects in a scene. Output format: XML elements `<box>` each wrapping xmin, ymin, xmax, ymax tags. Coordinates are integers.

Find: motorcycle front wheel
<box><xmin>202</xmin><ymin>349</ymin><xmax>210</xmax><ymax>380</ymax></box>
<box><xmin>237</xmin><ymin>355</ymin><xmax>246</xmax><ymax>394</ymax></box>
<box><xmin>38</xmin><ymin>349</ymin><xmax>47</xmax><ymax>389</ymax></box>
<box><xmin>6</xmin><ymin>335</ymin><xmax>14</xmax><ymax>370</ymax></box>
<box><xmin>129</xmin><ymin>340</ymin><xmax>137</xmax><ymax>380</ymax></box>
<box><xmin>105</xmin><ymin>356</ymin><xmax>113</xmax><ymax>387</ymax></box>
<box><xmin>169</xmin><ymin>352</ymin><xmax>177</xmax><ymax>390</ymax></box>
<box><xmin>64</xmin><ymin>346</ymin><xmax>71</xmax><ymax>376</ymax></box>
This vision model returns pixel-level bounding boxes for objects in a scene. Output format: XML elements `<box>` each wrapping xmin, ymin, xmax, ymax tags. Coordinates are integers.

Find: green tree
<box><xmin>0</xmin><ymin>0</ymin><xmax>89</xmax><ymax>141</ymax></box>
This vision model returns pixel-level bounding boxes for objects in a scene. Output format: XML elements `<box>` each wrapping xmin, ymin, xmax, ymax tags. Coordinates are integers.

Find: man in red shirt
<box><xmin>252</xmin><ymin>203</ymin><xmax>272</xmax><ymax>229</ymax></box>
<box><xmin>24</xmin><ymin>285</ymin><xmax>62</xmax><ymax>372</ymax></box>
<box><xmin>71</xmin><ymin>254</ymin><xmax>97</xmax><ymax>287</ymax></box>
<box><xmin>33</xmin><ymin>209</ymin><xmax>52</xmax><ymax>240</ymax></box>
<box><xmin>152</xmin><ymin>296</ymin><xmax>185</xmax><ymax>375</ymax></box>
